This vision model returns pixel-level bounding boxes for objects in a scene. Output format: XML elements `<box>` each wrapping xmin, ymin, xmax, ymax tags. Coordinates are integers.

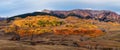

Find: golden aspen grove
<box><xmin>5</xmin><ymin>15</ymin><xmax>105</xmax><ymax>37</ymax></box>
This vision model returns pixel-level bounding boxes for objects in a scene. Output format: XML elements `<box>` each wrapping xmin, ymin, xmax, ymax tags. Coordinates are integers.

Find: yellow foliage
<box><xmin>5</xmin><ymin>15</ymin><xmax>106</xmax><ymax>37</ymax></box>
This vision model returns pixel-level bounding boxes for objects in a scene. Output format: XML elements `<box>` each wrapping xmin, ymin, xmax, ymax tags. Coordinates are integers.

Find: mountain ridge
<box><xmin>7</xmin><ymin>9</ymin><xmax>120</xmax><ymax>23</ymax></box>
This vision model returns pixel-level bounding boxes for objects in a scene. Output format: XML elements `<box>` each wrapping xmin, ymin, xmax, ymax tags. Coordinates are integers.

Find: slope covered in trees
<box><xmin>2</xmin><ymin>15</ymin><xmax>120</xmax><ymax>50</ymax></box>
<box><xmin>5</xmin><ymin>15</ymin><xmax>106</xmax><ymax>37</ymax></box>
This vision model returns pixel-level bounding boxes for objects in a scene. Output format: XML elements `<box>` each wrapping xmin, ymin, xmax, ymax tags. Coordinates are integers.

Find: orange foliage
<box><xmin>5</xmin><ymin>15</ymin><xmax>106</xmax><ymax>37</ymax></box>
<box><xmin>17</xmin><ymin>29</ymin><xmax>33</xmax><ymax>37</ymax></box>
<box><xmin>53</xmin><ymin>28</ymin><xmax>104</xmax><ymax>37</ymax></box>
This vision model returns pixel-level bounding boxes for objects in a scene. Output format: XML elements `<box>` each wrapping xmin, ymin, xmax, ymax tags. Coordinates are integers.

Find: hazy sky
<box><xmin>0</xmin><ymin>0</ymin><xmax>120</xmax><ymax>17</ymax></box>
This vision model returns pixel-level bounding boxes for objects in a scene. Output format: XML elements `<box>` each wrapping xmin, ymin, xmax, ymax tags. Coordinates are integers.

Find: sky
<box><xmin>0</xmin><ymin>0</ymin><xmax>120</xmax><ymax>17</ymax></box>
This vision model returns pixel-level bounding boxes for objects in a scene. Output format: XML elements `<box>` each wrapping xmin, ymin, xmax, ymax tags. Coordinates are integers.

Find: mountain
<box><xmin>7</xmin><ymin>9</ymin><xmax>120</xmax><ymax>23</ymax></box>
<box><xmin>43</xmin><ymin>9</ymin><xmax>120</xmax><ymax>22</ymax></box>
<box><xmin>0</xmin><ymin>17</ymin><xmax>6</xmax><ymax>21</ymax></box>
<box><xmin>7</xmin><ymin>12</ymin><xmax>52</xmax><ymax>20</ymax></box>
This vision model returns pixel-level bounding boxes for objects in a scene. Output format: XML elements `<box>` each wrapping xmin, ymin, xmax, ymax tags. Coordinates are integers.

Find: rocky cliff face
<box><xmin>47</xmin><ymin>9</ymin><xmax>120</xmax><ymax>22</ymax></box>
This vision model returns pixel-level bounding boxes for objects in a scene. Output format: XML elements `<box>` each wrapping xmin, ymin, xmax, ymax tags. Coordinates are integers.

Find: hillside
<box><xmin>1</xmin><ymin>9</ymin><xmax>120</xmax><ymax>50</ymax></box>
<box><xmin>5</xmin><ymin>15</ymin><xmax>105</xmax><ymax>37</ymax></box>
